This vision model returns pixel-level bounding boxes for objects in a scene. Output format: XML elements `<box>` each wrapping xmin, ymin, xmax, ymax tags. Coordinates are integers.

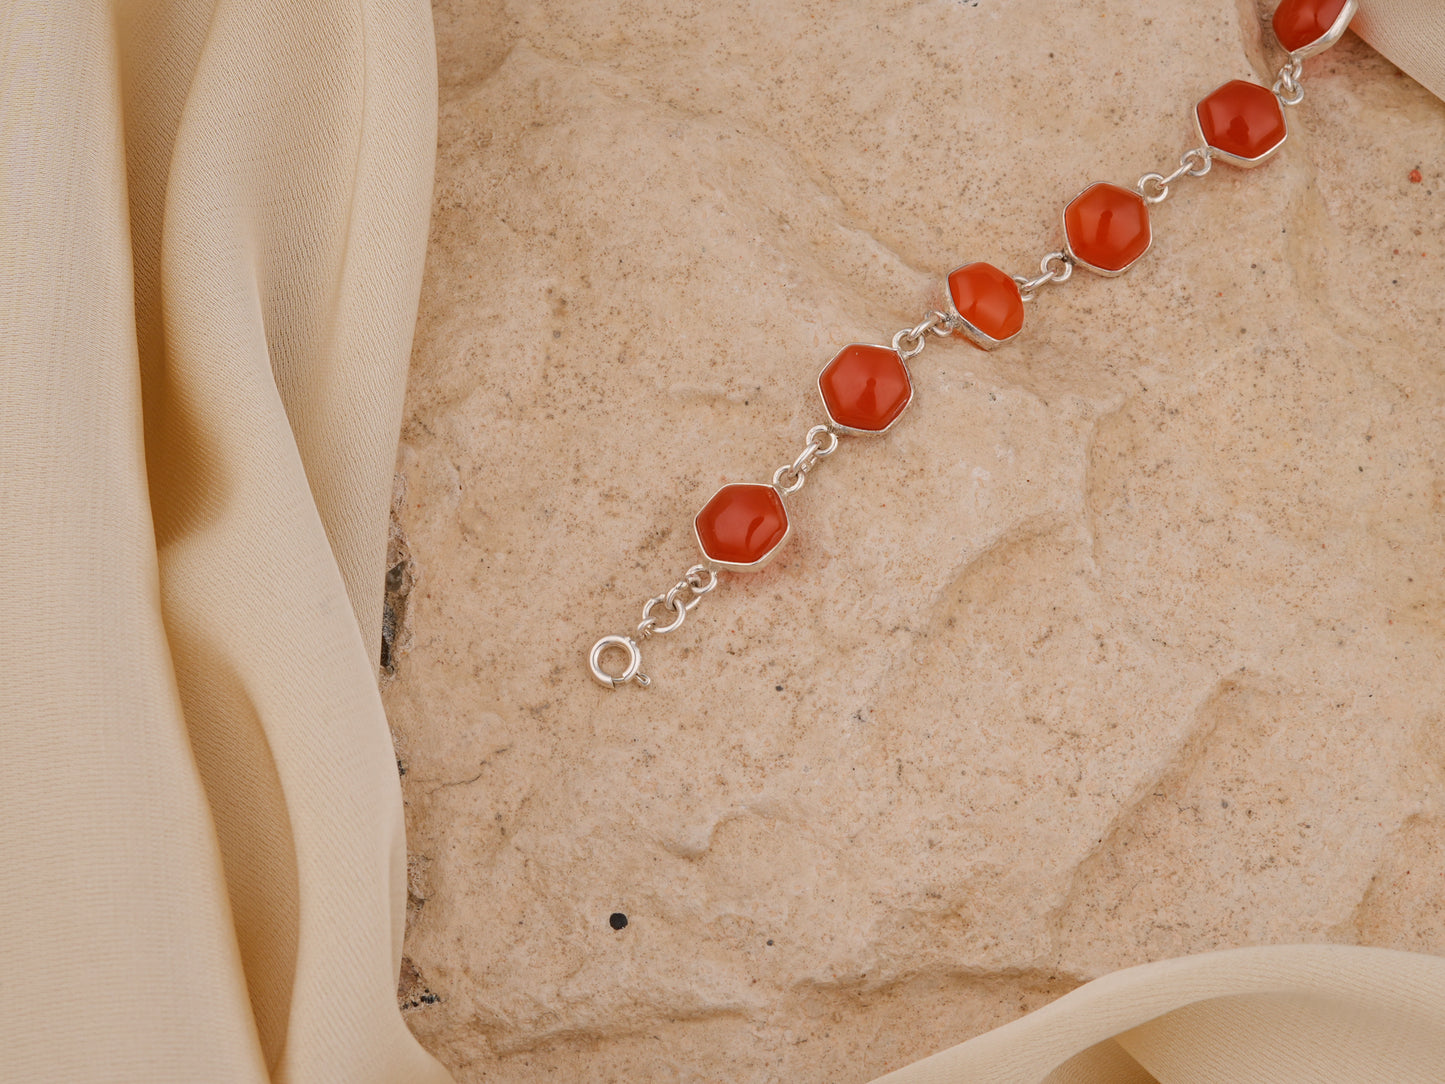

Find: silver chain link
<box><xmin>1273</xmin><ymin>56</ymin><xmax>1305</xmax><ymax>105</ymax></box>
<box><xmin>891</xmin><ymin>310</ymin><xmax>952</xmax><ymax>360</ymax></box>
<box><xmin>636</xmin><ymin>564</ymin><xmax>717</xmax><ymax>642</ymax></box>
<box><xmin>772</xmin><ymin>422</ymin><xmax>840</xmax><ymax>495</ymax></box>
<box><xmin>1013</xmin><ymin>251</ymin><xmax>1074</xmax><ymax>302</ymax></box>
<box><xmin>1135</xmin><ymin>146</ymin><xmax>1213</xmax><ymax>205</ymax></box>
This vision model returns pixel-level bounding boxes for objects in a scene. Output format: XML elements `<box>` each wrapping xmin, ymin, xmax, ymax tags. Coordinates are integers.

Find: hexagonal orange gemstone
<box><xmin>1063</xmin><ymin>183</ymin><xmax>1151</xmax><ymax>275</ymax></box>
<box><xmin>1196</xmin><ymin>80</ymin><xmax>1287</xmax><ymax>164</ymax></box>
<box><xmin>818</xmin><ymin>343</ymin><xmax>912</xmax><ymax>433</ymax></box>
<box><xmin>947</xmin><ymin>262</ymin><xmax>1025</xmax><ymax>347</ymax></box>
<box><xmin>695</xmin><ymin>483</ymin><xmax>788</xmax><ymax>567</ymax></box>
<box><xmin>1272</xmin><ymin>0</ymin><xmax>1349</xmax><ymax>53</ymax></box>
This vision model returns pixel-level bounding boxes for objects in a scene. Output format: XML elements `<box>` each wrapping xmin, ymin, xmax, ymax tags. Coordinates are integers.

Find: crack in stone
<box><xmin>473</xmin><ymin>40</ymin><xmax>938</xmax><ymax>294</ymax></box>
<box><xmin>1040</xmin><ymin>672</ymin><xmax>1266</xmax><ymax>961</ymax></box>
<box><xmin>483</xmin><ymin>1005</ymin><xmax>755</xmax><ymax>1057</ymax></box>
<box><xmin>1082</xmin><ymin>396</ymin><xmax>1131</xmax><ymax>573</ymax></box>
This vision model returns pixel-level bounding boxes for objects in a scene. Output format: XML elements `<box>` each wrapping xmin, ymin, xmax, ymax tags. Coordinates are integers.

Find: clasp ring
<box><xmin>589</xmin><ymin>635</ymin><xmax>650</xmax><ymax>689</ymax></box>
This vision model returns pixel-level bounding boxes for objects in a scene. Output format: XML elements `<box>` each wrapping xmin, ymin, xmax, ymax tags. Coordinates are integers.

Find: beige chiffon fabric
<box><xmin>0</xmin><ymin>1</ymin><xmax>1440</xmax><ymax>1082</ymax></box>
<box><xmin>2</xmin><ymin>0</ymin><xmax>447</xmax><ymax>1080</ymax></box>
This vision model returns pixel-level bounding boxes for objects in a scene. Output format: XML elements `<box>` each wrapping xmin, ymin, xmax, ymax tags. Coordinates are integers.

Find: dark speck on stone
<box><xmin>609</xmin><ymin>912</ymin><xmax>628</xmax><ymax>930</ymax></box>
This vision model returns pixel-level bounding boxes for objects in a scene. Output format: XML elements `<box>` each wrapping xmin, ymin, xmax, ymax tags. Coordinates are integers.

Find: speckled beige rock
<box><xmin>389</xmin><ymin>1</ymin><xmax>1445</xmax><ymax>1079</ymax></box>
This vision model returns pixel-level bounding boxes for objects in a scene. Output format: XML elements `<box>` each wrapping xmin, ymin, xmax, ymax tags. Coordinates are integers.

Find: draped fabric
<box><xmin>871</xmin><ymin>945</ymin><xmax>1445</xmax><ymax>1083</ymax></box>
<box><xmin>1</xmin><ymin>1</ymin><xmax>448</xmax><ymax>1080</ymax></box>
<box><xmin>1354</xmin><ymin>0</ymin><xmax>1445</xmax><ymax>99</ymax></box>
<box><xmin>0</xmin><ymin>1</ymin><xmax>1440</xmax><ymax>1082</ymax></box>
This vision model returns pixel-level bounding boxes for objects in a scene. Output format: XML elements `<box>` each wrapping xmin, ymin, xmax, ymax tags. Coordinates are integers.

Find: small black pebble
<box><xmin>766</xmin><ymin>939</ymin><xmax>774</xmax><ymax>946</ymax></box>
<box><xmin>775</xmin><ymin>685</ymin><xmax>783</xmax><ymax>692</ymax></box>
<box><xmin>609</xmin><ymin>912</ymin><xmax>628</xmax><ymax>930</ymax></box>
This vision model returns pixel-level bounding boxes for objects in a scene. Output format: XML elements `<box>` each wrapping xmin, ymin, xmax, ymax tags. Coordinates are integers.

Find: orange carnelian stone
<box><xmin>1272</xmin><ymin>0</ymin><xmax>1349</xmax><ymax>53</ymax></box>
<box><xmin>818</xmin><ymin>343</ymin><xmax>913</xmax><ymax>433</ymax></box>
<box><xmin>1197</xmin><ymin>80</ymin><xmax>1287</xmax><ymax>163</ymax></box>
<box><xmin>695</xmin><ymin>483</ymin><xmax>788</xmax><ymax>567</ymax></box>
<box><xmin>947</xmin><ymin>262</ymin><xmax>1025</xmax><ymax>345</ymax></box>
<box><xmin>1063</xmin><ymin>183</ymin><xmax>1151</xmax><ymax>274</ymax></box>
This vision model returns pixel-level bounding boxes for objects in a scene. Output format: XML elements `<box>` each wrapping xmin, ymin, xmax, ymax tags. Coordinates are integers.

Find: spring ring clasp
<box><xmin>589</xmin><ymin>635</ymin><xmax>649</xmax><ymax>688</ymax></box>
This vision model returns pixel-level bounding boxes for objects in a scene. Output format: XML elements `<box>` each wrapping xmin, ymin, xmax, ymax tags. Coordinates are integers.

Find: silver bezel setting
<box><xmin>1280</xmin><ymin>0</ymin><xmax>1358</xmax><ymax>61</ymax></box>
<box><xmin>693</xmin><ymin>482</ymin><xmax>791</xmax><ymax>572</ymax></box>
<box><xmin>1194</xmin><ymin>81</ymin><xmax>1288</xmax><ymax>169</ymax></box>
<box><xmin>1061</xmin><ymin>183</ymin><xmax>1153</xmax><ymax>278</ymax></box>
<box><xmin>816</xmin><ymin>343</ymin><xmax>915</xmax><ymax>435</ymax></box>
<box><xmin>942</xmin><ymin>264</ymin><xmax>1024</xmax><ymax>351</ymax></box>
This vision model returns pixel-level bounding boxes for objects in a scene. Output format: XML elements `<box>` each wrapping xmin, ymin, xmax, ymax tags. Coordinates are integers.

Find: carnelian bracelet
<box><xmin>588</xmin><ymin>0</ymin><xmax>1358</xmax><ymax>689</ymax></box>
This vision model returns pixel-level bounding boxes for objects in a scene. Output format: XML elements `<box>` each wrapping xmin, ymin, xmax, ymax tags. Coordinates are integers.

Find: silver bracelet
<box><xmin>589</xmin><ymin>0</ymin><xmax>1358</xmax><ymax>689</ymax></box>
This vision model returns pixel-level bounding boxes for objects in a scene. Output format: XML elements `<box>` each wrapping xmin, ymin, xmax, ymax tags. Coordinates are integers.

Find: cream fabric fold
<box><xmin>1354</xmin><ymin>0</ymin><xmax>1445</xmax><ymax>100</ymax></box>
<box><xmin>869</xmin><ymin>944</ymin><xmax>1445</xmax><ymax>1083</ymax></box>
<box><xmin>1</xmin><ymin>0</ymin><xmax>449</xmax><ymax>1080</ymax></box>
<box><xmin>2</xmin><ymin>0</ymin><xmax>1443</xmax><ymax>1082</ymax></box>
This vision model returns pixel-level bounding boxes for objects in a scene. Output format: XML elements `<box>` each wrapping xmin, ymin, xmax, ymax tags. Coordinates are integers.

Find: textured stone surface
<box><xmin>391</xmin><ymin>1</ymin><xmax>1445</xmax><ymax>1080</ymax></box>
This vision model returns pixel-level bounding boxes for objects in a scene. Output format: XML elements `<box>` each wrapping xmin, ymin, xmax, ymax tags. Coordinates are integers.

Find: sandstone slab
<box><xmin>390</xmin><ymin>1</ymin><xmax>1445</xmax><ymax>1079</ymax></box>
